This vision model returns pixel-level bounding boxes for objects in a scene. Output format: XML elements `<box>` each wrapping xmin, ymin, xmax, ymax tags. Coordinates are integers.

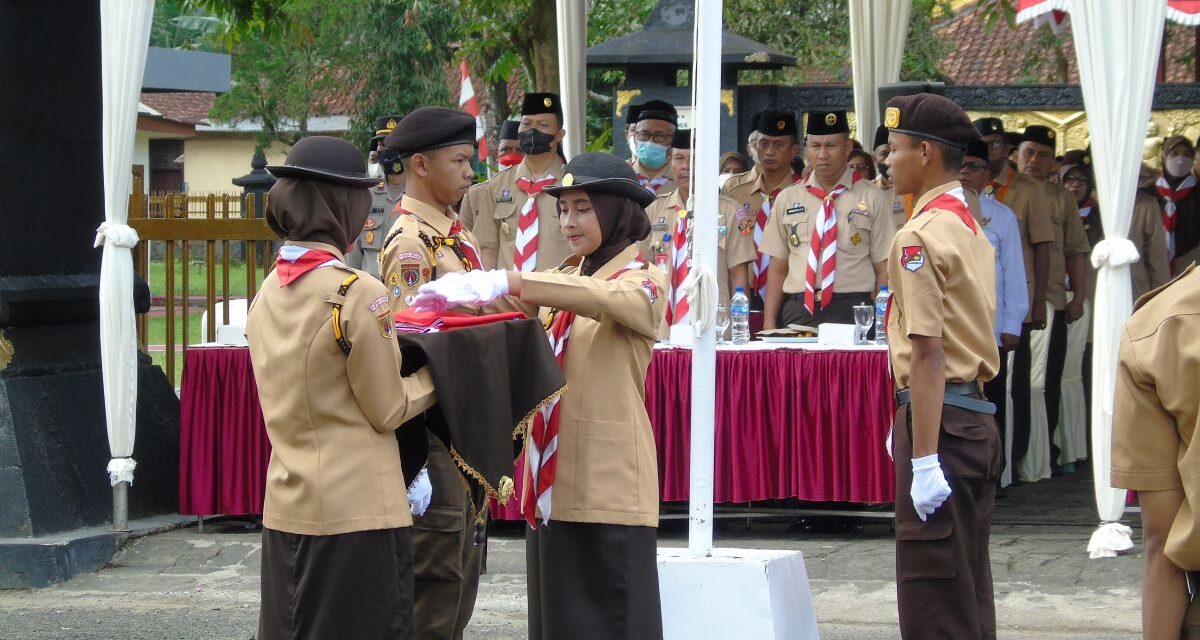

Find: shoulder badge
<box><xmin>901</xmin><ymin>245</ymin><xmax>926</xmax><ymax>272</ymax></box>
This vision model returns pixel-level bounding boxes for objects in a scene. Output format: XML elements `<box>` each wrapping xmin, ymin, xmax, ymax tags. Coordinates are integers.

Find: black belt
<box><xmin>895</xmin><ymin>382</ymin><xmax>996</xmax><ymax>415</ymax></box>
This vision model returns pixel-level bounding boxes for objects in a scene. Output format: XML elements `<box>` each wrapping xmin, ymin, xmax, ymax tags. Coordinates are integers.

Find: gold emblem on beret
<box><xmin>386</xmin><ymin>118</ymin><xmax>397</xmax><ymax>129</ymax></box>
<box><xmin>885</xmin><ymin>107</ymin><xmax>900</xmax><ymax>128</ymax></box>
<box><xmin>544</xmin><ymin>96</ymin><xmax>553</xmax><ymax>108</ymax></box>
<box><xmin>777</xmin><ymin>120</ymin><xmax>786</xmax><ymax>131</ymax></box>
<box><xmin>824</xmin><ymin>113</ymin><xmax>837</xmax><ymax>126</ymax></box>
<box><xmin>562</xmin><ymin>173</ymin><xmax>575</xmax><ymax>187</ymax></box>
<box><xmin>1047</xmin><ymin>130</ymin><xmax>1056</xmax><ymax>139</ymax></box>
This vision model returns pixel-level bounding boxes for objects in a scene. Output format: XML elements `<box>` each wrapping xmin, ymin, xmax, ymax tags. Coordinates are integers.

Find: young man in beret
<box><xmin>347</xmin><ymin>114</ymin><xmax>405</xmax><ymax>280</ymax></box>
<box><xmin>1017</xmin><ymin>124</ymin><xmax>1090</xmax><ymax>479</ymax></box>
<box><xmin>629</xmin><ymin>99</ymin><xmax>678</xmax><ymax>195</ymax></box>
<box><xmin>973</xmin><ymin>117</ymin><xmax>1055</xmax><ymax>483</ymax></box>
<box><xmin>376</xmin><ymin>106</ymin><xmax>487</xmax><ymax>639</ymax></box>
<box><xmin>460</xmin><ymin>92</ymin><xmax>571</xmax><ymax>273</ymax></box>
<box><xmin>760</xmin><ymin>110</ymin><xmax>894</xmax><ymax>329</ymax></box>
<box><xmin>885</xmin><ymin>93</ymin><xmax>1002</xmax><ymax>639</ymax></box>
<box><xmin>721</xmin><ymin>109</ymin><xmax>805</xmax><ymax>308</ymax></box>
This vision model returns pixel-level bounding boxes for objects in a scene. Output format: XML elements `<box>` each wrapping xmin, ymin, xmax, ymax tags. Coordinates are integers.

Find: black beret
<box><xmin>671</xmin><ymin>128</ymin><xmax>692</xmax><ymax>150</ymax></box>
<box><xmin>625</xmin><ymin>103</ymin><xmax>642</xmax><ymax>125</ymax></box>
<box><xmin>522</xmin><ymin>92</ymin><xmax>563</xmax><ymax>119</ymax></box>
<box><xmin>1061</xmin><ymin>148</ymin><xmax>1091</xmax><ymax>167</ymax></box>
<box><xmin>543</xmin><ymin>152</ymin><xmax>656</xmax><ymax>208</ymax></box>
<box><xmin>1020</xmin><ymin>125</ymin><xmax>1057</xmax><ymax>149</ymax></box>
<box><xmin>266</xmin><ymin>135</ymin><xmax>381</xmax><ymax>187</ymax></box>
<box><xmin>873</xmin><ymin>125</ymin><xmax>889</xmax><ymax>149</ymax></box>
<box><xmin>973</xmin><ymin>117</ymin><xmax>1005</xmax><ymax>138</ymax></box>
<box><xmin>637</xmin><ymin>99</ymin><xmax>678</xmax><ymax>127</ymax></box>
<box><xmin>498</xmin><ymin>120</ymin><xmax>520</xmax><ymax>140</ymax></box>
<box><xmin>384</xmin><ymin>107</ymin><xmax>476</xmax><ymax>157</ymax></box>
<box><xmin>964</xmin><ymin>139</ymin><xmax>989</xmax><ymax>162</ymax></box>
<box><xmin>371</xmin><ymin>114</ymin><xmax>404</xmax><ymax>144</ymax></box>
<box><xmin>757</xmin><ymin>110</ymin><xmax>798</xmax><ymax>137</ymax></box>
<box><xmin>806</xmin><ymin>110</ymin><xmax>849</xmax><ymax>136</ymax></box>
<box><xmin>884</xmin><ymin>93</ymin><xmax>976</xmax><ymax>149</ymax></box>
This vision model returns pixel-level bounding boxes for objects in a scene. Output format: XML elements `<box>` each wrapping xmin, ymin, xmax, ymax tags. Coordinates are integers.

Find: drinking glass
<box><xmin>853</xmin><ymin>304</ymin><xmax>874</xmax><ymax>345</ymax></box>
<box><xmin>714</xmin><ymin>305</ymin><xmax>730</xmax><ymax>344</ymax></box>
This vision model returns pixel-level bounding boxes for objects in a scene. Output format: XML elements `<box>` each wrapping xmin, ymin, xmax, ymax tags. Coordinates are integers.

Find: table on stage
<box><xmin>177</xmin><ymin>343</ymin><xmax>897</xmax><ymax>520</ymax></box>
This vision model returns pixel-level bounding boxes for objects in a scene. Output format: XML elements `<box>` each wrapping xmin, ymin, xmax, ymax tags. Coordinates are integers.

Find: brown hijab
<box><xmin>580</xmin><ymin>191</ymin><xmax>652</xmax><ymax>276</ymax></box>
<box><xmin>265</xmin><ymin>177</ymin><xmax>372</xmax><ymax>252</ymax></box>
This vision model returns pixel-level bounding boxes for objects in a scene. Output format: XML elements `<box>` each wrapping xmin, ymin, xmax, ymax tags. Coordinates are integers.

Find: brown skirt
<box><xmin>526</xmin><ymin>521</ymin><xmax>663</xmax><ymax>640</ymax></box>
<box><xmin>259</xmin><ymin>527</ymin><xmax>414</xmax><ymax>640</ymax></box>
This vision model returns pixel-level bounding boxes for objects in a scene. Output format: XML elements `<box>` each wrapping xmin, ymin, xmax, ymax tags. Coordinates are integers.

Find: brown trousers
<box><xmin>893</xmin><ymin>401</ymin><xmax>1004</xmax><ymax>640</ymax></box>
<box><xmin>412</xmin><ymin>436</ymin><xmax>484</xmax><ymax>640</ymax></box>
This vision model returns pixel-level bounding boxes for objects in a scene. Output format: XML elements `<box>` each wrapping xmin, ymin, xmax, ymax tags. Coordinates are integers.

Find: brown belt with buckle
<box><xmin>894</xmin><ymin>382</ymin><xmax>996</xmax><ymax>415</ymax></box>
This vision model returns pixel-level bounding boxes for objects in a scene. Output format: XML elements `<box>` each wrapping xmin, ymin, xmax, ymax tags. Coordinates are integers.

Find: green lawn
<box><xmin>146</xmin><ymin>259</ymin><xmax>266</xmax><ymax>298</ymax></box>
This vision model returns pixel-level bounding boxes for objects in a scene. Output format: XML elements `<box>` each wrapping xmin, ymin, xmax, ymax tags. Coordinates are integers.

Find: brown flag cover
<box><xmin>395</xmin><ymin>317</ymin><xmax>566</xmax><ymax>523</ymax></box>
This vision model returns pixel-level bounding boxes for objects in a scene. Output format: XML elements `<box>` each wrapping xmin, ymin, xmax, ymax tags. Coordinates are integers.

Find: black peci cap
<box><xmin>499</xmin><ymin>120</ymin><xmax>520</xmax><ymax>141</ymax></box>
<box><xmin>521</xmin><ymin>92</ymin><xmax>563</xmax><ymax>119</ymax></box>
<box><xmin>1020</xmin><ymin>125</ymin><xmax>1057</xmax><ymax>149</ymax></box>
<box><xmin>384</xmin><ymin>107</ymin><xmax>476</xmax><ymax>157</ymax></box>
<box><xmin>671</xmin><ymin>129</ymin><xmax>692</xmax><ymax>150</ymax></box>
<box><xmin>873</xmin><ymin>125</ymin><xmax>890</xmax><ymax>149</ymax></box>
<box><xmin>973</xmin><ymin>117</ymin><xmax>1005</xmax><ymax>138</ymax></box>
<box><xmin>757</xmin><ymin>110</ymin><xmax>798</xmax><ymax>137</ymax></box>
<box><xmin>964</xmin><ymin>139</ymin><xmax>989</xmax><ymax>162</ymax></box>
<box><xmin>267</xmin><ymin>135</ymin><xmax>381</xmax><ymax>187</ymax></box>
<box><xmin>543</xmin><ymin>152</ymin><xmax>656</xmax><ymax>208</ymax></box>
<box><xmin>806</xmin><ymin>110</ymin><xmax>850</xmax><ymax>136</ymax></box>
<box><xmin>625</xmin><ymin>104</ymin><xmax>643</xmax><ymax>125</ymax></box>
<box><xmin>884</xmin><ymin>93</ymin><xmax>977</xmax><ymax>149</ymax></box>
<box><xmin>636</xmin><ymin>99</ymin><xmax>678</xmax><ymax>127</ymax></box>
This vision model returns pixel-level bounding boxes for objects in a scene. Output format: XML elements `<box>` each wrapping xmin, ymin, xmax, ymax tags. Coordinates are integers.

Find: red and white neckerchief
<box><xmin>668</xmin><ymin>205</ymin><xmax>690</xmax><ymax>325</ymax></box>
<box><xmin>803</xmin><ymin>173</ymin><xmax>859</xmax><ymax>313</ymax></box>
<box><xmin>447</xmin><ymin>218</ymin><xmax>483</xmax><ymax>270</ymax></box>
<box><xmin>639</xmin><ymin>173</ymin><xmax>671</xmax><ymax>194</ymax></box>
<box><xmin>523</xmin><ymin>258</ymin><xmax>643</xmax><ymax>528</ymax></box>
<box><xmin>753</xmin><ymin>173</ymin><xmax>802</xmax><ymax>293</ymax></box>
<box><xmin>514</xmin><ymin>175</ymin><xmax>556</xmax><ymax>272</ymax></box>
<box><xmin>401</xmin><ymin>208</ymin><xmax>483</xmax><ymax>271</ymax></box>
<box><xmin>274</xmin><ymin>245</ymin><xmax>341</xmax><ymax>286</ymax></box>
<box><xmin>887</xmin><ymin>186</ymin><xmax>978</xmax><ymax>329</ymax></box>
<box><xmin>1077</xmin><ymin>196</ymin><xmax>1096</xmax><ymax>219</ymax></box>
<box><xmin>1156</xmin><ymin>175</ymin><xmax>1196</xmax><ymax>257</ymax></box>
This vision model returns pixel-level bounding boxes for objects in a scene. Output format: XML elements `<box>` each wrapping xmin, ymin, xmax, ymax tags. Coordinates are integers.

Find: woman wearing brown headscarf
<box><xmin>413</xmin><ymin>152</ymin><xmax>669</xmax><ymax>640</ymax></box>
<box><xmin>1157</xmin><ymin>135</ymin><xmax>1200</xmax><ymax>272</ymax></box>
<box><xmin>248</xmin><ymin>136</ymin><xmax>436</xmax><ymax>640</ymax></box>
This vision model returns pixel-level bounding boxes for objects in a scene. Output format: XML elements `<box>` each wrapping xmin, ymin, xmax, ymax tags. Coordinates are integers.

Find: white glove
<box><xmin>407</xmin><ymin>467</ymin><xmax>432</xmax><ymax>516</ymax></box>
<box><xmin>411</xmin><ymin>269</ymin><xmax>509</xmax><ymax>312</ymax></box>
<box><xmin>910</xmin><ymin>454</ymin><xmax>951</xmax><ymax>521</ymax></box>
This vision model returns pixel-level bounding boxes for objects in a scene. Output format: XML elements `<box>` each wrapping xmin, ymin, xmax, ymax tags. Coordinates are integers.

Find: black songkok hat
<box><xmin>964</xmin><ymin>139</ymin><xmax>989</xmax><ymax>162</ymax></box>
<box><xmin>499</xmin><ymin>120</ymin><xmax>520</xmax><ymax>141</ymax></box>
<box><xmin>884</xmin><ymin>93</ymin><xmax>977</xmax><ymax>149</ymax></box>
<box><xmin>1020</xmin><ymin>125</ymin><xmax>1057</xmax><ymax>149</ymax></box>
<box><xmin>671</xmin><ymin>129</ymin><xmax>692</xmax><ymax>150</ymax></box>
<box><xmin>873</xmin><ymin>124</ymin><xmax>889</xmax><ymax>149</ymax></box>
<box><xmin>973</xmin><ymin>117</ymin><xmax>1005</xmax><ymax>138</ymax></box>
<box><xmin>625</xmin><ymin>103</ymin><xmax>643</xmax><ymax>125</ymax></box>
<box><xmin>636</xmin><ymin>100</ymin><xmax>678</xmax><ymax>127</ymax></box>
<box><xmin>384</xmin><ymin>107</ymin><xmax>476</xmax><ymax>157</ymax></box>
<box><xmin>521</xmin><ymin>92</ymin><xmax>563</xmax><ymax>119</ymax></box>
<box><xmin>757</xmin><ymin>110</ymin><xmax>798</xmax><ymax>137</ymax></box>
<box><xmin>806</xmin><ymin>110</ymin><xmax>850</xmax><ymax>136</ymax></box>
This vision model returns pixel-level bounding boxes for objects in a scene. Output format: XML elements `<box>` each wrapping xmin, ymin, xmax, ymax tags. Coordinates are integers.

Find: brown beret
<box><xmin>384</xmin><ymin>107</ymin><xmax>476</xmax><ymax>157</ymax></box>
<box><xmin>884</xmin><ymin>93</ymin><xmax>976</xmax><ymax>150</ymax></box>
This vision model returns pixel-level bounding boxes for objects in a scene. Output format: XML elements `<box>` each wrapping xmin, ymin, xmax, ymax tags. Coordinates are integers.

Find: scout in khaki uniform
<box><xmin>721</xmin><ymin>110</ymin><xmax>804</xmax><ymax>303</ymax></box>
<box><xmin>628</xmin><ymin>99</ymin><xmax>678</xmax><ymax>195</ymax></box>
<box><xmin>873</xmin><ymin>124</ymin><xmax>914</xmax><ymax>228</ymax></box>
<box><xmin>974</xmin><ymin>117</ymin><xmax>1056</xmax><ymax>476</ymax></box>
<box><xmin>641</xmin><ymin>129</ymin><xmax>753</xmax><ymax>328</ymax></box>
<box><xmin>1017</xmin><ymin>125</ymin><xmax>1090</xmax><ymax>475</ymax></box>
<box><xmin>461</xmin><ymin>92</ymin><xmax>570</xmax><ymax>272</ymax></box>
<box><xmin>249</xmin><ymin>136</ymin><xmax>437</xmax><ymax>640</ymax></box>
<box><xmin>760</xmin><ymin>109</ymin><xmax>894</xmax><ymax>329</ymax></box>
<box><xmin>411</xmin><ymin>152</ymin><xmax>667</xmax><ymax>640</ymax></box>
<box><xmin>347</xmin><ymin>114</ymin><xmax>406</xmax><ymax>279</ymax></box>
<box><xmin>884</xmin><ymin>93</ymin><xmax>1002</xmax><ymax>640</ymax></box>
<box><xmin>375</xmin><ymin>107</ymin><xmax>487</xmax><ymax>640</ymax></box>
<box><xmin>1112</xmin><ymin>264</ymin><xmax>1200</xmax><ymax>639</ymax></box>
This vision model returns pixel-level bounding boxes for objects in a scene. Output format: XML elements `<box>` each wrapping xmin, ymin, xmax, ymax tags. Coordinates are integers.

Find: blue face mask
<box><xmin>635</xmin><ymin>141</ymin><xmax>669</xmax><ymax>169</ymax></box>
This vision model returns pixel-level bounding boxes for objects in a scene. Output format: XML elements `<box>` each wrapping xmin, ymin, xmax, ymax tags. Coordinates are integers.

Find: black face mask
<box><xmin>518</xmin><ymin>129</ymin><xmax>556</xmax><ymax>156</ymax></box>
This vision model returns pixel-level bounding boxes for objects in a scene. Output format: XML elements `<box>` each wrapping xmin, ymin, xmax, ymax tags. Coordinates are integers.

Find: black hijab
<box><xmin>580</xmin><ymin>191</ymin><xmax>652</xmax><ymax>276</ymax></box>
<box><xmin>265</xmin><ymin>177</ymin><xmax>372</xmax><ymax>252</ymax></box>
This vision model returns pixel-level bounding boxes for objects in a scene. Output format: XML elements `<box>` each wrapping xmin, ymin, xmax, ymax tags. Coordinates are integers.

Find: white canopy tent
<box><xmin>96</xmin><ymin>0</ymin><xmax>155</xmax><ymax>530</ymax></box>
<box><xmin>848</xmin><ymin>0</ymin><xmax>912</xmax><ymax>145</ymax></box>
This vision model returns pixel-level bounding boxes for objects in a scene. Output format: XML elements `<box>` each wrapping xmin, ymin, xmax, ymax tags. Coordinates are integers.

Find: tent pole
<box><xmin>112</xmin><ymin>481</ymin><xmax>130</xmax><ymax>532</ymax></box>
<box><xmin>555</xmin><ymin>0</ymin><xmax>587</xmax><ymax>160</ymax></box>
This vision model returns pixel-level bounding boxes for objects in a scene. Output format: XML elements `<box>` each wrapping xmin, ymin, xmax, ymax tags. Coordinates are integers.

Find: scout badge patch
<box><xmin>378</xmin><ymin>311</ymin><xmax>394</xmax><ymax>338</ymax></box>
<box><xmin>401</xmin><ymin>264</ymin><xmax>421</xmax><ymax>287</ymax></box>
<box><xmin>850</xmin><ymin>233</ymin><xmax>862</xmax><ymax>246</ymax></box>
<box><xmin>641</xmin><ymin>278</ymin><xmax>658</xmax><ymax>304</ymax></box>
<box><xmin>738</xmin><ymin>218</ymin><xmax>754</xmax><ymax>236</ymax></box>
<box><xmin>901</xmin><ymin>245</ymin><xmax>925</xmax><ymax>272</ymax></box>
<box><xmin>788</xmin><ymin>224</ymin><xmax>801</xmax><ymax>247</ymax></box>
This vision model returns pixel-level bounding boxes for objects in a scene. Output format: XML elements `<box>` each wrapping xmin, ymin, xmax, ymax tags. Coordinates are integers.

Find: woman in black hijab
<box><xmin>413</xmin><ymin>153</ymin><xmax>668</xmax><ymax>640</ymax></box>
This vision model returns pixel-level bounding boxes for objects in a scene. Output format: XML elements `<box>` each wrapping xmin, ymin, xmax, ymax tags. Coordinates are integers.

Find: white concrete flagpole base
<box><xmin>658</xmin><ymin>547</ymin><xmax>819</xmax><ymax>639</ymax></box>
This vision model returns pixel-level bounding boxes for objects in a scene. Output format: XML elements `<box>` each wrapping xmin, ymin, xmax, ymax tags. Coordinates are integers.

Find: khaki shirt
<box><xmin>721</xmin><ymin>168</ymin><xmax>803</xmax><ymax>286</ymax></box>
<box><xmin>630</xmin><ymin>159</ymin><xmax>676</xmax><ymax>196</ymax></box>
<box><xmin>887</xmin><ymin>182</ymin><xmax>999</xmax><ymax>389</ymax></box>
<box><xmin>517</xmin><ymin>244</ymin><xmax>668</xmax><ymax>527</ymax></box>
<box><xmin>246</xmin><ymin>241</ymin><xmax>436</xmax><ymax>536</ymax></box>
<box><xmin>639</xmin><ymin>189</ymin><xmax>756</xmax><ymax>306</ymax></box>
<box><xmin>760</xmin><ymin>167</ymin><xmax>895</xmax><ymax>294</ymax></box>
<box><xmin>378</xmin><ymin>194</ymin><xmax>484</xmax><ymax>315</ymax></box>
<box><xmin>1082</xmin><ymin>194</ymin><xmax>1171</xmax><ymax>303</ymax></box>
<box><xmin>1111</xmin><ymin>264</ymin><xmax>1200</xmax><ymax>570</ymax></box>
<box><xmin>461</xmin><ymin>158</ymin><xmax>571</xmax><ymax>271</ymax></box>
<box><xmin>879</xmin><ymin>183</ymin><xmax>914</xmax><ymax>229</ymax></box>
<box><xmin>346</xmin><ymin>181</ymin><xmax>403</xmax><ymax>280</ymax></box>
<box><xmin>988</xmin><ymin>165</ymin><xmax>1057</xmax><ymax>319</ymax></box>
<box><xmin>1042</xmin><ymin>182</ymin><xmax>1091</xmax><ymax>309</ymax></box>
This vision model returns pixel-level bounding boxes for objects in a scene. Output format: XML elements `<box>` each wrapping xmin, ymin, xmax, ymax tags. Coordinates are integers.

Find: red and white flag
<box><xmin>458</xmin><ymin>60</ymin><xmax>488</xmax><ymax>162</ymax></box>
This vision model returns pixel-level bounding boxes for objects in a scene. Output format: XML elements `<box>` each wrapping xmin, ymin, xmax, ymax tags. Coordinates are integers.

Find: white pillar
<box><xmin>556</xmin><ymin>0</ymin><xmax>587</xmax><ymax>160</ymax></box>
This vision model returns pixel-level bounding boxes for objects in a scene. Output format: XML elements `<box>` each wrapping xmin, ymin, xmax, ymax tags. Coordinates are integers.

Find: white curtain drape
<box><xmin>1069</xmin><ymin>0</ymin><xmax>1165</xmax><ymax>558</ymax></box>
<box><xmin>96</xmin><ymin>0</ymin><xmax>155</xmax><ymax>487</ymax></box>
<box><xmin>847</xmin><ymin>0</ymin><xmax>911</xmax><ymax>144</ymax></box>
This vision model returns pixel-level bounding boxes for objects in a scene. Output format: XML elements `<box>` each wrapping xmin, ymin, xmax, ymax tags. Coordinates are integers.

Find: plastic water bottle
<box><xmin>731</xmin><ymin>287</ymin><xmax>751</xmax><ymax>345</ymax></box>
<box><xmin>874</xmin><ymin>285</ymin><xmax>889</xmax><ymax>345</ymax></box>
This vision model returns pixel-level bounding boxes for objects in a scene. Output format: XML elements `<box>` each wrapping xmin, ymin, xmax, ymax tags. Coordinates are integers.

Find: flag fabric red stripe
<box><xmin>458</xmin><ymin>60</ymin><xmax>488</xmax><ymax>161</ymax></box>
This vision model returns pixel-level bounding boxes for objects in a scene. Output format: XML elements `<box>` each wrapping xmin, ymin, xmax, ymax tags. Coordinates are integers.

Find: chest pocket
<box><xmin>841</xmin><ymin>209</ymin><xmax>872</xmax><ymax>255</ymax></box>
<box><xmin>781</xmin><ymin>208</ymin><xmax>810</xmax><ymax>250</ymax></box>
<box><xmin>492</xmin><ymin>198</ymin><xmax>520</xmax><ymax>239</ymax></box>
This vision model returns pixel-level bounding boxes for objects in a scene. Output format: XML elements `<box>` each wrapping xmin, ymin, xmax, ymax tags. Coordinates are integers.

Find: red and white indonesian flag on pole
<box><xmin>458</xmin><ymin>60</ymin><xmax>488</xmax><ymax>162</ymax></box>
<box><xmin>1017</xmin><ymin>0</ymin><xmax>1200</xmax><ymax>26</ymax></box>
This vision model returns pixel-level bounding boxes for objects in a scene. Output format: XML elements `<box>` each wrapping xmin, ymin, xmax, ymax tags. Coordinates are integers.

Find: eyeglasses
<box><xmin>1062</xmin><ymin>176</ymin><xmax>1089</xmax><ymax>187</ymax></box>
<box><xmin>635</xmin><ymin>130</ymin><xmax>672</xmax><ymax>144</ymax></box>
